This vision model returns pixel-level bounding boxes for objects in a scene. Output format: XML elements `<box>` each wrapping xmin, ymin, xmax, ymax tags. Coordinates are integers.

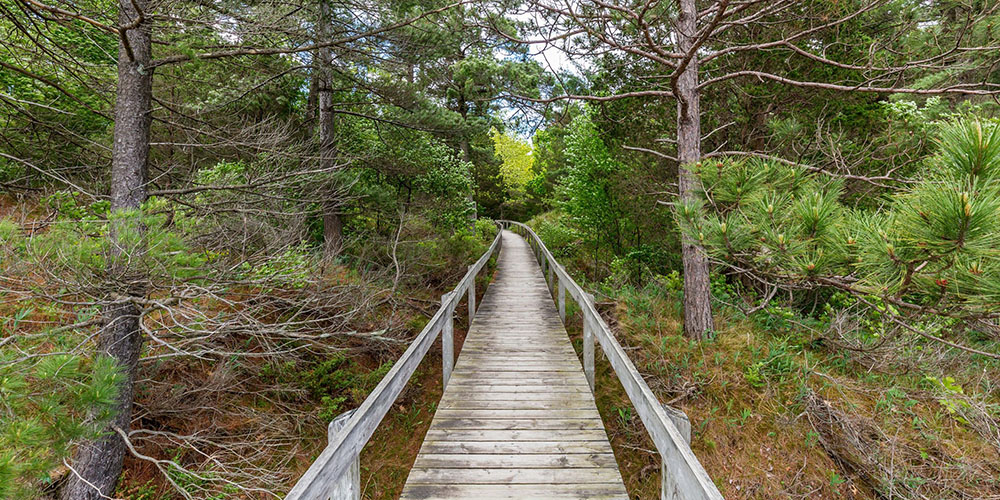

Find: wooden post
<box><xmin>548</xmin><ymin>261</ymin><xmax>554</xmax><ymax>293</ymax></box>
<box><xmin>441</xmin><ymin>291</ymin><xmax>455</xmax><ymax>389</ymax></box>
<box><xmin>583</xmin><ymin>293</ymin><xmax>595</xmax><ymax>390</ymax></box>
<box><xmin>326</xmin><ymin>410</ymin><xmax>360</xmax><ymax>500</ymax></box>
<box><xmin>662</xmin><ymin>404</ymin><xmax>691</xmax><ymax>445</ymax></box>
<box><xmin>558</xmin><ymin>278</ymin><xmax>566</xmax><ymax>324</ymax></box>
<box><xmin>659</xmin><ymin>404</ymin><xmax>692</xmax><ymax>500</ymax></box>
<box><xmin>467</xmin><ymin>265</ymin><xmax>476</xmax><ymax>322</ymax></box>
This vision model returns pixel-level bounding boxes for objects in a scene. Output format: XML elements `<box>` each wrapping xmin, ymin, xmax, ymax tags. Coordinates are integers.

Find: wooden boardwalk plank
<box><xmin>400</xmin><ymin>484</ymin><xmax>628</xmax><ymax>500</ymax></box>
<box><xmin>400</xmin><ymin>230</ymin><xmax>627</xmax><ymax>499</ymax></box>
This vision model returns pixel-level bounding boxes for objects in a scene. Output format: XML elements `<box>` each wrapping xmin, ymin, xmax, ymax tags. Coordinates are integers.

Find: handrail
<box><xmin>499</xmin><ymin>220</ymin><xmax>724</xmax><ymax>500</ymax></box>
<box><xmin>286</xmin><ymin>225</ymin><xmax>503</xmax><ymax>499</ymax></box>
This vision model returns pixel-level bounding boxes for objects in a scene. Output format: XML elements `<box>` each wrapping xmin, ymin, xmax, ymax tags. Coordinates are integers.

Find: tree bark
<box><xmin>318</xmin><ymin>0</ymin><xmax>343</xmax><ymax>260</ymax></box>
<box><xmin>306</xmin><ymin>51</ymin><xmax>319</xmax><ymax>132</ymax></box>
<box><xmin>61</xmin><ymin>0</ymin><xmax>151</xmax><ymax>497</ymax></box>
<box><xmin>460</xmin><ymin>139</ymin><xmax>477</xmax><ymax>224</ymax></box>
<box><xmin>457</xmin><ymin>93</ymin><xmax>477</xmax><ymax>224</ymax></box>
<box><xmin>674</xmin><ymin>0</ymin><xmax>714</xmax><ymax>339</ymax></box>
<box><xmin>322</xmin><ymin>196</ymin><xmax>343</xmax><ymax>259</ymax></box>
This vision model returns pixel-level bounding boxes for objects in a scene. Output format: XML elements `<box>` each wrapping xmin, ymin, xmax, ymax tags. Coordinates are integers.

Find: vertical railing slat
<box><xmin>441</xmin><ymin>291</ymin><xmax>455</xmax><ymax>389</ymax></box>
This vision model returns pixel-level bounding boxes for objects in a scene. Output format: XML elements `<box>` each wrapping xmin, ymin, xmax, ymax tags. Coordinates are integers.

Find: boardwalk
<box><xmin>400</xmin><ymin>230</ymin><xmax>629</xmax><ymax>500</ymax></box>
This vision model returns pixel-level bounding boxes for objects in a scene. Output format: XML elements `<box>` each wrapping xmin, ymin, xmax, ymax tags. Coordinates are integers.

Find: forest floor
<box><xmin>111</xmin><ymin>266</ymin><xmax>484</xmax><ymax>500</ymax></box>
<box><xmin>7</xmin><ymin>191</ymin><xmax>999</xmax><ymax>499</ymax></box>
<box><xmin>1</xmin><ymin>193</ymin><xmax>493</xmax><ymax>499</ymax></box>
<box><xmin>570</xmin><ymin>284</ymin><xmax>1000</xmax><ymax>500</ymax></box>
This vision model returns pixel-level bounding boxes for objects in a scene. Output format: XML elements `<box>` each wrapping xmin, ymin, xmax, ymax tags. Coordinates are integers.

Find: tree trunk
<box><xmin>61</xmin><ymin>1</ymin><xmax>152</xmax><ymax>497</ymax></box>
<box><xmin>318</xmin><ymin>0</ymin><xmax>343</xmax><ymax>259</ymax></box>
<box><xmin>675</xmin><ymin>0</ymin><xmax>714</xmax><ymax>339</ymax></box>
<box><xmin>306</xmin><ymin>51</ymin><xmax>319</xmax><ymax>133</ymax></box>
<box><xmin>460</xmin><ymin>139</ymin><xmax>477</xmax><ymax>224</ymax></box>
<box><xmin>457</xmin><ymin>93</ymin><xmax>477</xmax><ymax>224</ymax></box>
<box><xmin>322</xmin><ymin>197</ymin><xmax>343</xmax><ymax>260</ymax></box>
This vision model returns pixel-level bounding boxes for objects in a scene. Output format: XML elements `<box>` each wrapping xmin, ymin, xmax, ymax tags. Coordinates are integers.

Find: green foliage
<box><xmin>0</xmin><ymin>219</ymin><xmax>21</xmax><ymax>252</ymax></box>
<box><xmin>296</xmin><ymin>353</ymin><xmax>392</xmax><ymax>418</ymax></box>
<box><xmin>680</xmin><ymin>158</ymin><xmax>850</xmax><ymax>277</ymax></box>
<box><xmin>687</xmin><ymin>119</ymin><xmax>1000</xmax><ymax>320</ymax></box>
<box><xmin>923</xmin><ymin>375</ymin><xmax>972</xmax><ymax>423</ymax></box>
<box><xmin>936</xmin><ymin>119</ymin><xmax>1000</xmax><ymax>179</ymax></box>
<box><xmin>413</xmin><ymin>148</ymin><xmax>476</xmax><ymax>231</ymax></box>
<box><xmin>527</xmin><ymin>211</ymin><xmax>580</xmax><ymax>258</ymax></box>
<box><xmin>491</xmin><ymin>127</ymin><xmax>540</xmax><ymax>196</ymax></box>
<box><xmin>558</xmin><ymin>112</ymin><xmax>625</xmax><ymax>244</ymax></box>
<box><xmin>42</xmin><ymin>191</ymin><xmax>109</xmax><ymax>221</ymax></box>
<box><xmin>239</xmin><ymin>243</ymin><xmax>313</xmax><ymax>288</ymax></box>
<box><xmin>0</xmin><ymin>354</ymin><xmax>123</xmax><ymax>498</ymax></box>
<box><xmin>743</xmin><ymin>340</ymin><xmax>797</xmax><ymax>389</ymax></box>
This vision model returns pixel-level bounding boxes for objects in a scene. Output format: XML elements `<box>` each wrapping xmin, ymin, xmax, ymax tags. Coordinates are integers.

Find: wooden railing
<box><xmin>500</xmin><ymin>220</ymin><xmax>724</xmax><ymax>500</ymax></box>
<box><xmin>285</xmin><ymin>226</ymin><xmax>503</xmax><ymax>500</ymax></box>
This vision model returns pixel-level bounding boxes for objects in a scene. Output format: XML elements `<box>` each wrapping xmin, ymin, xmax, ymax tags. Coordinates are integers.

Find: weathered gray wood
<box><xmin>438</xmin><ymin>400</ymin><xmax>597</xmax><ymax>410</ymax></box>
<box><xmin>558</xmin><ymin>277</ymin><xmax>566</xmax><ymax>323</ymax></box>
<box><xmin>285</xmin><ymin>229</ymin><xmax>502</xmax><ymax>500</ymax></box>
<box><xmin>400</xmin><ymin>483</ymin><xmax>629</xmax><ymax>500</ymax></box>
<box><xmin>441</xmin><ymin>385</ymin><xmax>592</xmax><ymax>394</ymax></box>
<box><xmin>441</xmin><ymin>392</ymin><xmax>592</xmax><ymax>402</ymax></box>
<box><xmin>406</xmin><ymin>467</ymin><xmax>623</xmax><ymax>484</ymax></box>
<box><xmin>441</xmin><ymin>291</ymin><xmax>455</xmax><ymax>389</ymax></box>
<box><xmin>430</xmin><ymin>418</ymin><xmax>604</xmax><ymax>430</ymax></box>
<box><xmin>467</xmin><ymin>264</ymin><xmax>476</xmax><ymax>320</ymax></box>
<box><xmin>434</xmin><ymin>409</ymin><xmax>599</xmax><ymax>418</ymax></box>
<box><xmin>412</xmin><ymin>453</ymin><xmax>618</xmax><ymax>468</ymax></box>
<box><xmin>499</xmin><ymin>221</ymin><xmax>724</xmax><ymax>500</ymax></box>
<box><xmin>401</xmin><ymin>230</ymin><xmax>627</xmax><ymax>499</ymax></box>
<box><xmin>422</xmin><ymin>428</ymin><xmax>611</xmax><ymax>442</ymax></box>
<box><xmin>583</xmin><ymin>292</ymin><xmax>596</xmax><ymax>390</ymax></box>
<box><xmin>417</xmin><ymin>440</ymin><xmax>612</xmax><ymax>454</ymax></box>
<box><xmin>324</xmin><ymin>410</ymin><xmax>359</xmax><ymax>500</ymax></box>
<box><xmin>663</xmin><ymin>404</ymin><xmax>691</xmax><ymax>445</ymax></box>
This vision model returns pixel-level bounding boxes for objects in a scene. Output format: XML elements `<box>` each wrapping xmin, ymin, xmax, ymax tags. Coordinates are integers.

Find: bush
<box><xmin>528</xmin><ymin>211</ymin><xmax>580</xmax><ymax>258</ymax></box>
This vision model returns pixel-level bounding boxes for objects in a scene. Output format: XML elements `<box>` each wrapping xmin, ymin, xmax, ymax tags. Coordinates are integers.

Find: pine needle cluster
<box><xmin>0</xmin><ymin>354</ymin><xmax>122</xmax><ymax>497</ymax></box>
<box><xmin>680</xmin><ymin>119</ymin><xmax>1000</xmax><ymax>320</ymax></box>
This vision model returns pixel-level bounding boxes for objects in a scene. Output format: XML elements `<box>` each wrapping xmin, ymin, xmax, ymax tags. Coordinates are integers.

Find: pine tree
<box><xmin>681</xmin><ymin>119</ymin><xmax>1000</xmax><ymax>350</ymax></box>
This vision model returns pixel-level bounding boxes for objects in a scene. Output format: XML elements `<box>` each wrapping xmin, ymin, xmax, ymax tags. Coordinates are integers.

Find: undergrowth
<box><xmin>579</xmin><ymin>278</ymin><xmax>1000</xmax><ymax>499</ymax></box>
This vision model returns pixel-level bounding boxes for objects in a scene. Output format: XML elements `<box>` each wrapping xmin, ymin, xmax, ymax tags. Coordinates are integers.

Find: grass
<box><xmin>561</xmin><ymin>282</ymin><xmax>1000</xmax><ymax>499</ymax></box>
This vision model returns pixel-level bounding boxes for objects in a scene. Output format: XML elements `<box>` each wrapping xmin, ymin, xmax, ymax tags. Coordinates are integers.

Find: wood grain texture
<box><xmin>400</xmin><ymin>230</ymin><xmax>627</xmax><ymax>500</ymax></box>
<box><xmin>502</xmin><ymin>221</ymin><xmax>725</xmax><ymax>500</ymax></box>
<box><xmin>286</xmin><ymin>230</ymin><xmax>503</xmax><ymax>500</ymax></box>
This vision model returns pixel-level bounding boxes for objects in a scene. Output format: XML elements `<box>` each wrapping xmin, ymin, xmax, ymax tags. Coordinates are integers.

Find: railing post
<box><xmin>663</xmin><ymin>405</ymin><xmax>691</xmax><ymax>445</ymax></box>
<box><xmin>467</xmin><ymin>265</ymin><xmax>476</xmax><ymax>322</ymax></box>
<box><xmin>547</xmin><ymin>259</ymin><xmax>554</xmax><ymax>293</ymax></box>
<box><xmin>583</xmin><ymin>293</ymin><xmax>595</xmax><ymax>390</ymax></box>
<box><xmin>441</xmin><ymin>291</ymin><xmax>455</xmax><ymax>389</ymax></box>
<box><xmin>558</xmin><ymin>277</ymin><xmax>566</xmax><ymax>324</ymax></box>
<box><xmin>325</xmin><ymin>410</ymin><xmax>360</xmax><ymax>500</ymax></box>
<box><xmin>660</xmin><ymin>404</ymin><xmax>692</xmax><ymax>500</ymax></box>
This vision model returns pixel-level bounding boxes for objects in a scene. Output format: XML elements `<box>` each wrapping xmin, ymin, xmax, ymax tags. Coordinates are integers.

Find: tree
<box><xmin>491</xmin><ymin>127</ymin><xmax>540</xmax><ymax>212</ymax></box>
<box><xmin>58</xmin><ymin>0</ymin><xmax>152</xmax><ymax>495</ymax></box>
<box><xmin>513</xmin><ymin>0</ymin><xmax>1000</xmax><ymax>339</ymax></box>
<box><xmin>385</xmin><ymin>3</ymin><xmax>547</xmax><ymax>219</ymax></box>
<box><xmin>317</xmin><ymin>0</ymin><xmax>343</xmax><ymax>260</ymax></box>
<box><xmin>683</xmin><ymin>118</ymin><xmax>1000</xmax><ymax>358</ymax></box>
<box><xmin>1</xmin><ymin>0</ymin><xmax>475</xmax><ymax>496</ymax></box>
